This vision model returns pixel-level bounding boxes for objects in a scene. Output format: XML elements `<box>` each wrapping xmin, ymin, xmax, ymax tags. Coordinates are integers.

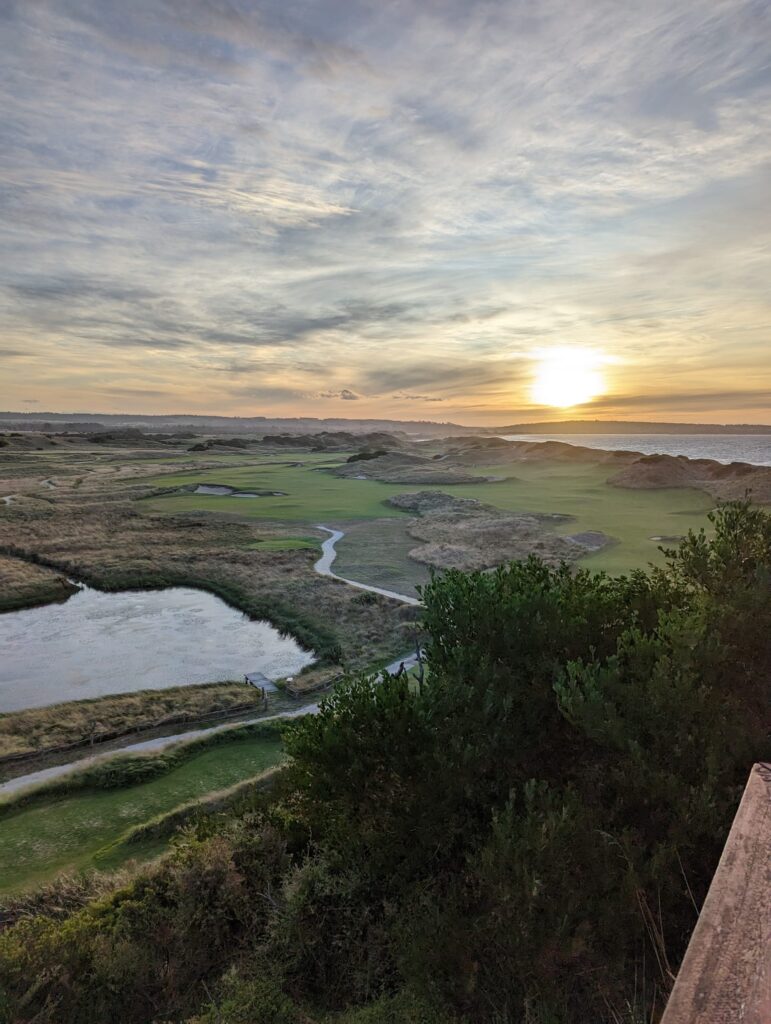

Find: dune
<box><xmin>608</xmin><ymin>454</ymin><xmax>771</xmax><ymax>502</ymax></box>
<box><xmin>386</xmin><ymin>491</ymin><xmax>608</xmax><ymax>571</ymax></box>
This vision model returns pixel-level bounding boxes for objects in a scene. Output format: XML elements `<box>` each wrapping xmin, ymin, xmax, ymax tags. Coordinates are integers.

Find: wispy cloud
<box><xmin>0</xmin><ymin>0</ymin><xmax>769</xmax><ymax>421</ymax></box>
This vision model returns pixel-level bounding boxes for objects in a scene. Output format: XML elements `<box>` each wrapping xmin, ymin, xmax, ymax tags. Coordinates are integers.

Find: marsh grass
<box><xmin>0</xmin><ymin>681</ymin><xmax>268</xmax><ymax>762</ymax></box>
<box><xmin>0</xmin><ymin>553</ymin><xmax>77</xmax><ymax>612</ymax></box>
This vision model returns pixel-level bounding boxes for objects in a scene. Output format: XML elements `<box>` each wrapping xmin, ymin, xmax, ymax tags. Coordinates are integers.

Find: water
<box><xmin>0</xmin><ymin>650</ymin><xmax>418</xmax><ymax>797</ymax></box>
<box><xmin>0</xmin><ymin>584</ymin><xmax>314</xmax><ymax>712</ymax></box>
<box><xmin>499</xmin><ymin>434</ymin><xmax>771</xmax><ymax>466</ymax></box>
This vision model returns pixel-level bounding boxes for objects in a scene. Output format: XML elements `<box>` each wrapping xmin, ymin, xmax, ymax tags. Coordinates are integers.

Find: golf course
<box><xmin>145</xmin><ymin>454</ymin><xmax>715</xmax><ymax>577</ymax></box>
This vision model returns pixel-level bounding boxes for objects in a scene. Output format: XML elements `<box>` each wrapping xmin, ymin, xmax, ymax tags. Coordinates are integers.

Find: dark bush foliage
<box><xmin>1</xmin><ymin>503</ymin><xmax>768</xmax><ymax>1024</ymax></box>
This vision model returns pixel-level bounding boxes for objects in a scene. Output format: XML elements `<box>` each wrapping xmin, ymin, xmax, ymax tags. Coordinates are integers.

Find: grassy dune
<box><xmin>0</xmin><ymin>732</ymin><xmax>283</xmax><ymax>894</ymax></box>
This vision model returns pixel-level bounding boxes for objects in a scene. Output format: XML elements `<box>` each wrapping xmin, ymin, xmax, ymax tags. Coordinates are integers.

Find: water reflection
<box><xmin>0</xmin><ymin>584</ymin><xmax>314</xmax><ymax>711</ymax></box>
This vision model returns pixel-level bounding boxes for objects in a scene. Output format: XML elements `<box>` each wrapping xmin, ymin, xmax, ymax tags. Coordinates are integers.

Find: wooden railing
<box><xmin>661</xmin><ymin>762</ymin><xmax>771</xmax><ymax>1024</ymax></box>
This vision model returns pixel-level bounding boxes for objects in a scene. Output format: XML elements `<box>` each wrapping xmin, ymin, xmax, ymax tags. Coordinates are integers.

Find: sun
<box><xmin>531</xmin><ymin>348</ymin><xmax>605</xmax><ymax>409</ymax></box>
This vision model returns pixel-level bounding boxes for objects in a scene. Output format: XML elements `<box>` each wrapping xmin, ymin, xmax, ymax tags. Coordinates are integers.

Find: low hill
<box><xmin>386</xmin><ymin>490</ymin><xmax>608</xmax><ymax>570</ymax></box>
<box><xmin>608</xmin><ymin>454</ymin><xmax>771</xmax><ymax>502</ymax></box>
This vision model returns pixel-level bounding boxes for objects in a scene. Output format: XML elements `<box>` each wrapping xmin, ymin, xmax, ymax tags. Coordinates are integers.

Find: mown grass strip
<box><xmin>93</xmin><ymin>766</ymin><xmax>283</xmax><ymax>872</ymax></box>
<box><xmin>0</xmin><ymin>719</ymin><xmax>286</xmax><ymax>818</ymax></box>
<box><xmin>0</xmin><ymin>730</ymin><xmax>285</xmax><ymax>894</ymax></box>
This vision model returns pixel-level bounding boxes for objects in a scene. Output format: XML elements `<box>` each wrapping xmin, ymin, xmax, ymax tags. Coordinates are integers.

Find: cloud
<box><xmin>0</xmin><ymin>0</ymin><xmax>769</xmax><ymax>419</ymax></box>
<box><xmin>392</xmin><ymin>393</ymin><xmax>444</xmax><ymax>402</ymax></box>
<box><xmin>319</xmin><ymin>388</ymin><xmax>360</xmax><ymax>401</ymax></box>
<box><xmin>589</xmin><ymin>389</ymin><xmax>771</xmax><ymax>414</ymax></box>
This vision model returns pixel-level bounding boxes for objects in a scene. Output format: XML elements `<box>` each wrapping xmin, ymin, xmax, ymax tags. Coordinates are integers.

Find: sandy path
<box><xmin>314</xmin><ymin>526</ymin><xmax>420</xmax><ymax>606</ymax></box>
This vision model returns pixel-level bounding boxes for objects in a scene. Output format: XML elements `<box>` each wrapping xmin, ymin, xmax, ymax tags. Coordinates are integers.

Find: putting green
<box><xmin>0</xmin><ymin>736</ymin><xmax>282</xmax><ymax>894</ymax></box>
<box><xmin>144</xmin><ymin>455</ymin><xmax>713</xmax><ymax>574</ymax></box>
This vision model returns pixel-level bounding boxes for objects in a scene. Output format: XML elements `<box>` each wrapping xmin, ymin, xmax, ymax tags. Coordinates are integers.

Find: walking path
<box><xmin>314</xmin><ymin>526</ymin><xmax>421</xmax><ymax>605</ymax></box>
<box><xmin>0</xmin><ymin>536</ymin><xmax>421</xmax><ymax>797</ymax></box>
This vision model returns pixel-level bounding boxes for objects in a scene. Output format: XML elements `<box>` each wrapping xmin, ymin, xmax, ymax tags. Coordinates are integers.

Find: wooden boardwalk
<box><xmin>244</xmin><ymin>671</ymin><xmax>273</xmax><ymax>690</ymax></box>
<box><xmin>661</xmin><ymin>762</ymin><xmax>771</xmax><ymax>1024</ymax></box>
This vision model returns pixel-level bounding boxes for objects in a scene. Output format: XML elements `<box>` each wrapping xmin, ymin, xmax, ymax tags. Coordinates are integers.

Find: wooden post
<box><xmin>661</xmin><ymin>763</ymin><xmax>771</xmax><ymax>1024</ymax></box>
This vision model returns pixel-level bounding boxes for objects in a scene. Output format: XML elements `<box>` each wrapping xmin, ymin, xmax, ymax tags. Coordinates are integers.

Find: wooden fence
<box><xmin>661</xmin><ymin>762</ymin><xmax>770</xmax><ymax>1024</ymax></box>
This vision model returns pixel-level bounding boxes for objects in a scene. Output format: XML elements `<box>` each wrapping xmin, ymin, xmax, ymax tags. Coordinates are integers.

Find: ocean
<box><xmin>499</xmin><ymin>434</ymin><xmax>771</xmax><ymax>467</ymax></box>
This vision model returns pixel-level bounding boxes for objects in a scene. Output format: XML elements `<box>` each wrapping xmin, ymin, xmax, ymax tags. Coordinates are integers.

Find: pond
<box><xmin>0</xmin><ymin>584</ymin><xmax>315</xmax><ymax>712</ymax></box>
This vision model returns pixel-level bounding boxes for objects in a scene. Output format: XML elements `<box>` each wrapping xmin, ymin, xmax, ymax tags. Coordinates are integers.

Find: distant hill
<box><xmin>0</xmin><ymin>412</ymin><xmax>474</xmax><ymax>437</ymax></box>
<box><xmin>1</xmin><ymin>412</ymin><xmax>769</xmax><ymax>437</ymax></box>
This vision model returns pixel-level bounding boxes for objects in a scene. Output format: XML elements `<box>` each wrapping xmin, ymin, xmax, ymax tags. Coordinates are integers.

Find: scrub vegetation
<box><xmin>0</xmin><ymin>503</ymin><xmax>768</xmax><ymax>1023</ymax></box>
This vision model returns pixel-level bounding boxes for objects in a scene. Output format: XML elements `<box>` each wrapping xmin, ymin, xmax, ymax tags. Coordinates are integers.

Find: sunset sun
<box><xmin>531</xmin><ymin>348</ymin><xmax>606</xmax><ymax>409</ymax></box>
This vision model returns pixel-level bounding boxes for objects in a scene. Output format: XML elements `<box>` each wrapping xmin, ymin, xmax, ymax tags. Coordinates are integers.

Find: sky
<box><xmin>0</xmin><ymin>0</ymin><xmax>769</xmax><ymax>425</ymax></box>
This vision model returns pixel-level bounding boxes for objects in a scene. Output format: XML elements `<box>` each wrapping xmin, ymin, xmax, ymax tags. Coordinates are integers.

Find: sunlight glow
<box><xmin>531</xmin><ymin>348</ymin><xmax>606</xmax><ymax>409</ymax></box>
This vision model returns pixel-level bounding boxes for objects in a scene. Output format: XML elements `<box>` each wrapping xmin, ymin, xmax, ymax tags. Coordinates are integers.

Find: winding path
<box><xmin>313</xmin><ymin>525</ymin><xmax>420</xmax><ymax>606</ymax></box>
<box><xmin>0</xmin><ymin>531</ymin><xmax>421</xmax><ymax>797</ymax></box>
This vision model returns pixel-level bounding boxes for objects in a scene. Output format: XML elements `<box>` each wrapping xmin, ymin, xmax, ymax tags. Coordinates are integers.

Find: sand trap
<box><xmin>192</xmin><ymin>484</ymin><xmax>287</xmax><ymax>497</ymax></box>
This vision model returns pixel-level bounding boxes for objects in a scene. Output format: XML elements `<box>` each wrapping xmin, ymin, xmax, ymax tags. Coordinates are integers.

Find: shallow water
<box><xmin>0</xmin><ymin>584</ymin><xmax>314</xmax><ymax>712</ymax></box>
<box><xmin>499</xmin><ymin>433</ymin><xmax>771</xmax><ymax>466</ymax></box>
<box><xmin>0</xmin><ymin>650</ymin><xmax>418</xmax><ymax>797</ymax></box>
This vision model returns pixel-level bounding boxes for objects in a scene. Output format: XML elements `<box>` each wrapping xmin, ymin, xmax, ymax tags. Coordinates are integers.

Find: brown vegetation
<box><xmin>608</xmin><ymin>453</ymin><xmax>771</xmax><ymax>501</ymax></box>
<box><xmin>0</xmin><ymin>553</ymin><xmax>77</xmax><ymax>612</ymax></box>
<box><xmin>387</xmin><ymin>491</ymin><xmax>604</xmax><ymax>571</ymax></box>
<box><xmin>0</xmin><ymin>447</ymin><xmax>415</xmax><ymax>672</ymax></box>
<box><xmin>332</xmin><ymin>450</ymin><xmax>490</xmax><ymax>484</ymax></box>
<box><xmin>0</xmin><ymin>682</ymin><xmax>268</xmax><ymax>763</ymax></box>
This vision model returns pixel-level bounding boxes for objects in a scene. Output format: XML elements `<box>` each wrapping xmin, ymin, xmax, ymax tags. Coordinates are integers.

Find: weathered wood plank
<box><xmin>661</xmin><ymin>762</ymin><xmax>771</xmax><ymax>1024</ymax></box>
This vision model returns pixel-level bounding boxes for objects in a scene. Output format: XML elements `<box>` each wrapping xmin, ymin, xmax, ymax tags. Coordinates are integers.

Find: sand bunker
<box><xmin>191</xmin><ymin>484</ymin><xmax>288</xmax><ymax>497</ymax></box>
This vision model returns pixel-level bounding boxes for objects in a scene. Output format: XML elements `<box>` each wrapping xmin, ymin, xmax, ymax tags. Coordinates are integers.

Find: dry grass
<box><xmin>0</xmin><ymin>682</ymin><xmax>268</xmax><ymax>761</ymax></box>
<box><xmin>0</xmin><ymin>447</ymin><xmax>415</xmax><ymax>677</ymax></box>
<box><xmin>0</xmin><ymin>553</ymin><xmax>77</xmax><ymax>612</ymax></box>
<box><xmin>283</xmin><ymin>663</ymin><xmax>344</xmax><ymax>695</ymax></box>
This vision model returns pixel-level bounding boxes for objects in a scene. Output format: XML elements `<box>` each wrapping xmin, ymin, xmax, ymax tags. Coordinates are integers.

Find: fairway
<box><xmin>144</xmin><ymin>455</ymin><xmax>714</xmax><ymax>575</ymax></box>
<box><xmin>0</xmin><ymin>735</ymin><xmax>282</xmax><ymax>894</ymax></box>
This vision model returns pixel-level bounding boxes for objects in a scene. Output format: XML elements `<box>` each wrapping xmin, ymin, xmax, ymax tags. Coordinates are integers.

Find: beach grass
<box><xmin>0</xmin><ymin>681</ymin><xmax>267</xmax><ymax>764</ymax></box>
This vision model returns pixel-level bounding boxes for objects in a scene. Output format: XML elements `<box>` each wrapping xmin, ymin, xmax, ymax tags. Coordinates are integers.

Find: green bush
<box><xmin>1</xmin><ymin>503</ymin><xmax>768</xmax><ymax>1024</ymax></box>
<box><xmin>187</xmin><ymin>966</ymin><xmax>302</xmax><ymax>1023</ymax></box>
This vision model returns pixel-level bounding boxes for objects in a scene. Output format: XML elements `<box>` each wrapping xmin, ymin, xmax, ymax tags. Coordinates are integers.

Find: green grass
<box><xmin>0</xmin><ymin>735</ymin><xmax>283</xmax><ymax>894</ymax></box>
<box><xmin>450</xmin><ymin>462</ymin><xmax>714</xmax><ymax>573</ymax></box>
<box><xmin>145</xmin><ymin>457</ymin><xmax>714</xmax><ymax>574</ymax></box>
<box><xmin>143</xmin><ymin>456</ymin><xmax>421</xmax><ymax>521</ymax></box>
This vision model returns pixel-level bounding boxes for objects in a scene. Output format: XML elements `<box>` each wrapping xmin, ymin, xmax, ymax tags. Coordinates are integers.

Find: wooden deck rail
<box><xmin>661</xmin><ymin>762</ymin><xmax>771</xmax><ymax>1024</ymax></box>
